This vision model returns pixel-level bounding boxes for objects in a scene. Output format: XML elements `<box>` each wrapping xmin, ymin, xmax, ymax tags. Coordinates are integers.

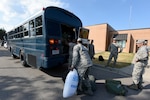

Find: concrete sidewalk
<box><xmin>94</xmin><ymin>64</ymin><xmax>150</xmax><ymax>83</ymax></box>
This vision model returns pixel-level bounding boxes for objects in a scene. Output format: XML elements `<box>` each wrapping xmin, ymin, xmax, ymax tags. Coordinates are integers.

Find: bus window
<box><xmin>24</xmin><ymin>32</ymin><xmax>28</xmax><ymax>37</ymax></box>
<box><xmin>35</xmin><ymin>16</ymin><xmax>42</xmax><ymax>35</ymax></box>
<box><xmin>36</xmin><ymin>28</ymin><xmax>42</xmax><ymax>35</ymax></box>
<box><xmin>20</xmin><ymin>26</ymin><xmax>23</xmax><ymax>32</ymax></box>
<box><xmin>29</xmin><ymin>20</ymin><xmax>35</xmax><ymax>36</ymax></box>
<box><xmin>17</xmin><ymin>27</ymin><xmax>20</xmax><ymax>32</ymax></box>
<box><xmin>35</xmin><ymin>16</ymin><xmax>42</xmax><ymax>27</ymax></box>
<box><xmin>23</xmin><ymin>23</ymin><xmax>29</xmax><ymax>31</ymax></box>
<box><xmin>23</xmin><ymin>23</ymin><xmax>29</xmax><ymax>37</ymax></box>
<box><xmin>20</xmin><ymin>33</ymin><xmax>23</xmax><ymax>38</ymax></box>
<box><xmin>15</xmin><ymin>28</ymin><xmax>17</xmax><ymax>33</ymax></box>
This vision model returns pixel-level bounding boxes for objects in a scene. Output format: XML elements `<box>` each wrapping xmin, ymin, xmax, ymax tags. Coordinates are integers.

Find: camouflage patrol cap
<box><xmin>77</xmin><ymin>38</ymin><xmax>82</xmax><ymax>42</ymax></box>
<box><xmin>144</xmin><ymin>40</ymin><xmax>148</xmax><ymax>44</ymax></box>
<box><xmin>136</xmin><ymin>40</ymin><xmax>145</xmax><ymax>44</ymax></box>
<box><xmin>113</xmin><ymin>38</ymin><xmax>116</xmax><ymax>40</ymax></box>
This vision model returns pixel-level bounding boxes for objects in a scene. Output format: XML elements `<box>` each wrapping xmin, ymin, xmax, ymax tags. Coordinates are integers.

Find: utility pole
<box><xmin>129</xmin><ymin>0</ymin><xmax>132</xmax><ymax>29</ymax></box>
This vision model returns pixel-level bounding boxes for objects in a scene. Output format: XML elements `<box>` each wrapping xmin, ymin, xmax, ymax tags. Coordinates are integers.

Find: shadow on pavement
<box><xmin>143</xmin><ymin>84</ymin><xmax>150</xmax><ymax>89</ymax></box>
<box><xmin>40</xmin><ymin>64</ymin><xmax>68</xmax><ymax>78</ymax></box>
<box><xmin>0</xmin><ymin>75</ymin><xmax>64</xmax><ymax>100</ymax></box>
<box><xmin>90</xmin><ymin>66</ymin><xmax>130</xmax><ymax>80</ymax></box>
<box><xmin>0</xmin><ymin>49</ymin><xmax>11</xmax><ymax>57</ymax></box>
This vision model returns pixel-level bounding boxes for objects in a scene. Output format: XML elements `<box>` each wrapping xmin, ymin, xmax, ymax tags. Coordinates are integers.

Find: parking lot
<box><xmin>0</xmin><ymin>47</ymin><xmax>150</xmax><ymax>100</ymax></box>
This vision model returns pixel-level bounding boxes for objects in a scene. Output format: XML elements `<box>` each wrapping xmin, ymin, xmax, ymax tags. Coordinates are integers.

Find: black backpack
<box><xmin>99</xmin><ymin>55</ymin><xmax>104</xmax><ymax>61</ymax></box>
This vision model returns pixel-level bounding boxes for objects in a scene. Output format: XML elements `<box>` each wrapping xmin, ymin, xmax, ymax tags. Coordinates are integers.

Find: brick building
<box><xmin>85</xmin><ymin>23</ymin><xmax>150</xmax><ymax>53</ymax></box>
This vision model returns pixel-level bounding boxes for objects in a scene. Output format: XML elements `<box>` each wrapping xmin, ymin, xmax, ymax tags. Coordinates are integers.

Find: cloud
<box><xmin>0</xmin><ymin>0</ymin><xmax>69</xmax><ymax>31</ymax></box>
<box><xmin>0</xmin><ymin>23</ymin><xmax>13</xmax><ymax>32</ymax></box>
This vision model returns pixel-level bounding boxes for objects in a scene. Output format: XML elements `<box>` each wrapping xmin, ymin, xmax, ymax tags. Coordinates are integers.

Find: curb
<box><xmin>93</xmin><ymin>64</ymin><xmax>132</xmax><ymax>77</ymax></box>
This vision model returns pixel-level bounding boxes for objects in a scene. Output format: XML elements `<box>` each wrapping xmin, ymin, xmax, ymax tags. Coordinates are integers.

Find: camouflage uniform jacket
<box><xmin>71</xmin><ymin>43</ymin><xmax>93</xmax><ymax>68</ymax></box>
<box><xmin>108</xmin><ymin>43</ymin><xmax>122</xmax><ymax>55</ymax></box>
<box><xmin>134</xmin><ymin>45</ymin><xmax>148</xmax><ymax>64</ymax></box>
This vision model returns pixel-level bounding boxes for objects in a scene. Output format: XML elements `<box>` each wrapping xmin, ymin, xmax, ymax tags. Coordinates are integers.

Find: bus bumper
<box><xmin>42</xmin><ymin>56</ymin><xmax>66</xmax><ymax>68</ymax></box>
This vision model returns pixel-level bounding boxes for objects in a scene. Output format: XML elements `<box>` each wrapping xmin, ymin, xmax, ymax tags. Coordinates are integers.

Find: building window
<box><xmin>116</xmin><ymin>40</ymin><xmax>126</xmax><ymax>48</ymax></box>
<box><xmin>113</xmin><ymin>34</ymin><xmax>128</xmax><ymax>48</ymax></box>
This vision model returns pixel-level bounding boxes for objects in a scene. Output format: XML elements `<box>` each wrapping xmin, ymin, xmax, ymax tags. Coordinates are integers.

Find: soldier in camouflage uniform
<box><xmin>106</xmin><ymin>38</ymin><xmax>123</xmax><ymax>67</ymax></box>
<box><xmin>68</xmin><ymin>39</ymin><xmax>76</xmax><ymax>68</ymax></box>
<box><xmin>70</xmin><ymin>38</ymin><xmax>93</xmax><ymax>96</ymax></box>
<box><xmin>144</xmin><ymin>40</ymin><xmax>150</xmax><ymax>68</ymax></box>
<box><xmin>128</xmin><ymin>40</ymin><xmax>148</xmax><ymax>90</ymax></box>
<box><xmin>89</xmin><ymin>40</ymin><xmax>95</xmax><ymax>59</ymax></box>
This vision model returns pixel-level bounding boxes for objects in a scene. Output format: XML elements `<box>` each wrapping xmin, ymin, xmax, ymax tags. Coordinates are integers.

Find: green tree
<box><xmin>0</xmin><ymin>28</ymin><xmax>6</xmax><ymax>40</ymax></box>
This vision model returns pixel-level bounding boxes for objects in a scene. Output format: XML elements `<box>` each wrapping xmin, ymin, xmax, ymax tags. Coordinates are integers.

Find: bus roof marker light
<box><xmin>42</xmin><ymin>7</ymin><xmax>46</xmax><ymax>10</ymax></box>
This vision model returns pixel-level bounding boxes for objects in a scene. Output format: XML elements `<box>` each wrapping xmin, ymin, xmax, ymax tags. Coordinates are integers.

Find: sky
<box><xmin>0</xmin><ymin>0</ymin><xmax>150</xmax><ymax>32</ymax></box>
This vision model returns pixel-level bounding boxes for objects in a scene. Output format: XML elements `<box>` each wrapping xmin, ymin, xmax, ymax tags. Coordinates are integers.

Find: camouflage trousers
<box><xmin>132</xmin><ymin>62</ymin><xmax>146</xmax><ymax>84</ymax></box>
<box><xmin>77</xmin><ymin>67</ymin><xmax>92</xmax><ymax>91</ymax></box>
<box><xmin>107</xmin><ymin>53</ymin><xmax>118</xmax><ymax>66</ymax></box>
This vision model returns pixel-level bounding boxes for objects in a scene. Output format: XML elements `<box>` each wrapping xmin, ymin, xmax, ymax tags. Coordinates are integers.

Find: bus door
<box><xmin>46</xmin><ymin>20</ymin><xmax>61</xmax><ymax>57</ymax></box>
<box><xmin>61</xmin><ymin>24</ymin><xmax>76</xmax><ymax>54</ymax></box>
<box><xmin>46</xmin><ymin>21</ymin><xmax>76</xmax><ymax>56</ymax></box>
<box><xmin>78</xmin><ymin>27</ymin><xmax>90</xmax><ymax>47</ymax></box>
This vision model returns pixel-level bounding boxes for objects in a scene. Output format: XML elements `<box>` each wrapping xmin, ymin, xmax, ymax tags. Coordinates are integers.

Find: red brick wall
<box><xmin>86</xmin><ymin>24</ymin><xmax>150</xmax><ymax>53</ymax></box>
<box><xmin>85</xmin><ymin>24</ymin><xmax>107</xmax><ymax>53</ymax></box>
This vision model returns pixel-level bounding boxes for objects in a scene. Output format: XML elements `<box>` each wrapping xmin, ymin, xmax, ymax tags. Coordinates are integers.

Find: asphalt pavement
<box><xmin>1</xmin><ymin>46</ymin><xmax>150</xmax><ymax>100</ymax></box>
<box><xmin>94</xmin><ymin>63</ymin><xmax>150</xmax><ymax>83</ymax></box>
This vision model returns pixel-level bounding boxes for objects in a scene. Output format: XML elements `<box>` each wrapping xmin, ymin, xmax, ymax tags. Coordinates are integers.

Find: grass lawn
<box><xmin>93</xmin><ymin>51</ymin><xmax>135</xmax><ymax>68</ymax></box>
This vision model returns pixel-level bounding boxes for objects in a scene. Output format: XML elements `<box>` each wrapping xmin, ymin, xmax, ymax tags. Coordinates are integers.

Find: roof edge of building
<box><xmin>84</xmin><ymin>23</ymin><xmax>109</xmax><ymax>27</ymax></box>
<box><xmin>117</xmin><ymin>27</ymin><xmax>150</xmax><ymax>31</ymax></box>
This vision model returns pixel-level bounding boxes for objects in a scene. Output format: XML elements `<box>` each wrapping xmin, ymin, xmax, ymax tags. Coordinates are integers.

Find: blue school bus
<box><xmin>7</xmin><ymin>6</ymin><xmax>89</xmax><ymax>69</ymax></box>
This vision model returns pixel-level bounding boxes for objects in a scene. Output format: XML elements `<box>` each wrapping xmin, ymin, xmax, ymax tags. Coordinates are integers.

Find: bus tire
<box><xmin>11</xmin><ymin>49</ymin><xmax>17</xmax><ymax>59</ymax></box>
<box><xmin>20</xmin><ymin>52</ymin><xmax>28</xmax><ymax>67</ymax></box>
<box><xmin>12</xmin><ymin>54</ymin><xmax>17</xmax><ymax>59</ymax></box>
<box><xmin>39</xmin><ymin>67</ymin><xmax>45</xmax><ymax>71</ymax></box>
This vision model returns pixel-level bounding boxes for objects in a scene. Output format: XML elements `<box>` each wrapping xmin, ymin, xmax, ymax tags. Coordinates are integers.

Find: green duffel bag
<box><xmin>88</xmin><ymin>75</ymin><xmax>97</xmax><ymax>91</ymax></box>
<box><xmin>105</xmin><ymin>80</ymin><xmax>127</xmax><ymax>96</ymax></box>
<box><xmin>82</xmin><ymin>75</ymin><xmax>97</xmax><ymax>92</ymax></box>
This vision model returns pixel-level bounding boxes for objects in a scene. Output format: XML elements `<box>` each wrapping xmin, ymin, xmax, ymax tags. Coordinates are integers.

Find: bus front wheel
<box><xmin>11</xmin><ymin>50</ymin><xmax>17</xmax><ymax>59</ymax></box>
<box><xmin>12</xmin><ymin>54</ymin><xmax>17</xmax><ymax>59</ymax></box>
<box><xmin>20</xmin><ymin>52</ymin><xmax>28</xmax><ymax>67</ymax></box>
